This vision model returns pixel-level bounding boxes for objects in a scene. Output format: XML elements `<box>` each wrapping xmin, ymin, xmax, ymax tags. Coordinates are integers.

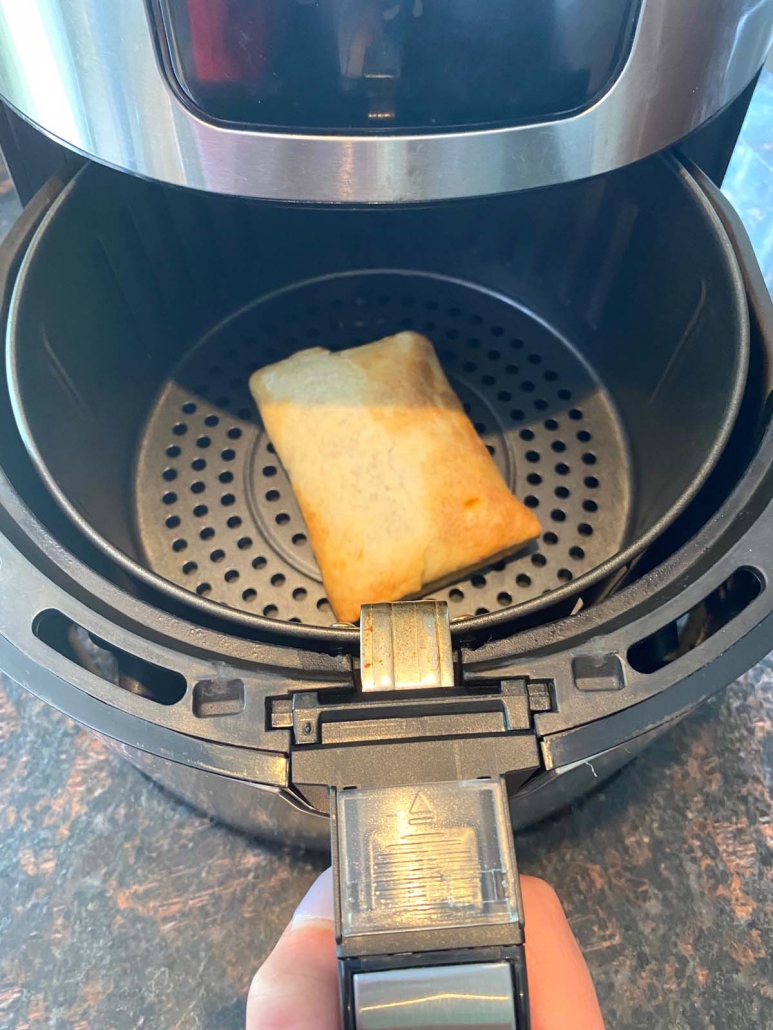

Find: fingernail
<box><xmin>290</xmin><ymin>867</ymin><xmax>334</xmax><ymax>930</ymax></box>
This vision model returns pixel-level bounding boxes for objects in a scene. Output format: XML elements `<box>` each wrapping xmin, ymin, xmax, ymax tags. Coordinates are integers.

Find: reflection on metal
<box><xmin>353</xmin><ymin>963</ymin><xmax>517</xmax><ymax>1030</ymax></box>
<box><xmin>0</xmin><ymin>0</ymin><xmax>770</xmax><ymax>201</ymax></box>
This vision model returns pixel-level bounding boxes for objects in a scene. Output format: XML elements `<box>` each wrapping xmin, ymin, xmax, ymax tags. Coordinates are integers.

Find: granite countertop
<box><xmin>3</xmin><ymin>660</ymin><xmax>773</xmax><ymax>1030</ymax></box>
<box><xmin>4</xmin><ymin>58</ymin><xmax>773</xmax><ymax>1030</ymax></box>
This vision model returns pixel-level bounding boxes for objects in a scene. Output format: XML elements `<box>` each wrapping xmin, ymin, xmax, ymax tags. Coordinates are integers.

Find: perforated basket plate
<box><xmin>135</xmin><ymin>271</ymin><xmax>631</xmax><ymax>626</ymax></box>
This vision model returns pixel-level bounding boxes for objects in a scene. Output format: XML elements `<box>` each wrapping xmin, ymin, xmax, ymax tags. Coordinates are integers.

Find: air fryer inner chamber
<box><xmin>8</xmin><ymin>156</ymin><xmax>747</xmax><ymax>632</ymax></box>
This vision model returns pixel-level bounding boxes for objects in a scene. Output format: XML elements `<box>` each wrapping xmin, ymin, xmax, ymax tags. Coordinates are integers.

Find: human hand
<box><xmin>247</xmin><ymin>868</ymin><xmax>605</xmax><ymax>1030</ymax></box>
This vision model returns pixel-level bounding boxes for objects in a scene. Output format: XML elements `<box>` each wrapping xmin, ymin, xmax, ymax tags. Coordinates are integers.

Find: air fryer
<box><xmin>0</xmin><ymin>2</ymin><xmax>773</xmax><ymax>1028</ymax></box>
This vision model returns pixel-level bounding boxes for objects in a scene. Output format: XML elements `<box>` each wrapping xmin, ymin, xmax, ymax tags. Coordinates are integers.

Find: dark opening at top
<box><xmin>155</xmin><ymin>0</ymin><xmax>640</xmax><ymax>133</ymax></box>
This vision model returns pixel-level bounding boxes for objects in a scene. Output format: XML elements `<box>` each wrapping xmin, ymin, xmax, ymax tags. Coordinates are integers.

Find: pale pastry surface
<box><xmin>249</xmin><ymin>332</ymin><xmax>542</xmax><ymax>623</ymax></box>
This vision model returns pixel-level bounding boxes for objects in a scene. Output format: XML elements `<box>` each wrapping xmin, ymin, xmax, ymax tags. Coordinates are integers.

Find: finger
<box><xmin>521</xmin><ymin>875</ymin><xmax>605</xmax><ymax>1030</ymax></box>
<box><xmin>247</xmin><ymin>868</ymin><xmax>339</xmax><ymax>1030</ymax></box>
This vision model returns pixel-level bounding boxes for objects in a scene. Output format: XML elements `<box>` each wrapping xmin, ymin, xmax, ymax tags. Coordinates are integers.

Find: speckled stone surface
<box><xmin>2</xmin><ymin>662</ymin><xmax>773</xmax><ymax>1030</ymax></box>
<box><xmin>4</xmin><ymin>58</ymin><xmax>773</xmax><ymax>1030</ymax></box>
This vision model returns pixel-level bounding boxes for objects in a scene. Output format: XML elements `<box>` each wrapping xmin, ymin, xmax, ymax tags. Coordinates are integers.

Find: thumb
<box><xmin>247</xmin><ymin>868</ymin><xmax>339</xmax><ymax>1030</ymax></box>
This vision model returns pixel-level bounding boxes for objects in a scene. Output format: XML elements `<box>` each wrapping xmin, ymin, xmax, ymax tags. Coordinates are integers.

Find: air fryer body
<box><xmin>0</xmin><ymin>0</ymin><xmax>771</xmax><ymax>846</ymax></box>
<box><xmin>0</xmin><ymin>0</ymin><xmax>770</xmax><ymax>202</ymax></box>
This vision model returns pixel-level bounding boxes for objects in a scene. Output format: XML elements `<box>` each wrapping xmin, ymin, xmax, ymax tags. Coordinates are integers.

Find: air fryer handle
<box><xmin>331</xmin><ymin>602</ymin><xmax>530</xmax><ymax>1030</ymax></box>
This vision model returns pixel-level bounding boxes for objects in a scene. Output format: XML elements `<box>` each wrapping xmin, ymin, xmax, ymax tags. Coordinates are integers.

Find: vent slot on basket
<box><xmin>33</xmin><ymin>610</ymin><xmax>186</xmax><ymax>705</ymax></box>
<box><xmin>627</xmin><ymin>568</ymin><xmax>763</xmax><ymax>674</ymax></box>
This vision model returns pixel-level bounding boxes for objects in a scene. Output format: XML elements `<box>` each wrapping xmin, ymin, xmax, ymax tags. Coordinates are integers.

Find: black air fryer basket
<box><xmin>6</xmin><ymin>156</ymin><xmax>749</xmax><ymax>640</ymax></box>
<box><xmin>0</xmin><ymin>153</ymin><xmax>772</xmax><ymax>847</ymax></box>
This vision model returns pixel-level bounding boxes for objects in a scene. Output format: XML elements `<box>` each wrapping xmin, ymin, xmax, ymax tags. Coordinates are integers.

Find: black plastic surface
<box><xmin>155</xmin><ymin>0</ymin><xmax>638</xmax><ymax>133</ymax></box>
<box><xmin>291</xmin><ymin>735</ymin><xmax>541</xmax><ymax>793</ymax></box>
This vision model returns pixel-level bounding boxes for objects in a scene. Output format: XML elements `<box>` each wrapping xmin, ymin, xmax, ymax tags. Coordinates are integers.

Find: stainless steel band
<box><xmin>0</xmin><ymin>0</ymin><xmax>770</xmax><ymax>203</ymax></box>
<box><xmin>331</xmin><ymin>604</ymin><xmax>529</xmax><ymax>1030</ymax></box>
<box><xmin>353</xmin><ymin>963</ymin><xmax>518</xmax><ymax>1030</ymax></box>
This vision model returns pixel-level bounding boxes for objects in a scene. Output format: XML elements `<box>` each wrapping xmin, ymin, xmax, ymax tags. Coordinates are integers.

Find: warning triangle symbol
<box><xmin>409</xmin><ymin>791</ymin><xmax>434</xmax><ymax>823</ymax></box>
